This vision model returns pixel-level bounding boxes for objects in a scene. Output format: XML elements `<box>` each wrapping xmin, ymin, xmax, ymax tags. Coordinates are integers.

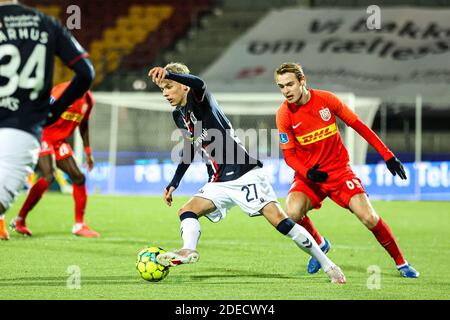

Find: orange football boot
<box><xmin>10</xmin><ymin>217</ymin><xmax>32</xmax><ymax>236</ymax></box>
<box><xmin>0</xmin><ymin>219</ymin><xmax>10</xmax><ymax>240</ymax></box>
<box><xmin>72</xmin><ymin>223</ymin><xmax>100</xmax><ymax>238</ymax></box>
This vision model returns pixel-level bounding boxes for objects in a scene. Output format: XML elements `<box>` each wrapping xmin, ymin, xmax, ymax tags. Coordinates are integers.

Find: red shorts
<box><xmin>289</xmin><ymin>168</ymin><xmax>366</xmax><ymax>209</ymax></box>
<box><xmin>39</xmin><ymin>139</ymin><xmax>73</xmax><ymax>161</ymax></box>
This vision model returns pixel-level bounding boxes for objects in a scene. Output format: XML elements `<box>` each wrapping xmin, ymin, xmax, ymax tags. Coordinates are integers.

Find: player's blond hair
<box><xmin>164</xmin><ymin>62</ymin><xmax>190</xmax><ymax>74</ymax></box>
<box><xmin>274</xmin><ymin>63</ymin><xmax>305</xmax><ymax>81</ymax></box>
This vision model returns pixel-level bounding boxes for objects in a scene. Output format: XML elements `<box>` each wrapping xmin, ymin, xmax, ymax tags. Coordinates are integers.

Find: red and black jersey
<box><xmin>42</xmin><ymin>82</ymin><xmax>93</xmax><ymax>142</ymax></box>
<box><xmin>276</xmin><ymin>89</ymin><xmax>394</xmax><ymax>179</ymax></box>
<box><xmin>169</xmin><ymin>72</ymin><xmax>262</xmax><ymax>184</ymax></box>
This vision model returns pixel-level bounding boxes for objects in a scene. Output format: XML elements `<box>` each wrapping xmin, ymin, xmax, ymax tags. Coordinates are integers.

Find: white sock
<box><xmin>287</xmin><ymin>224</ymin><xmax>334</xmax><ymax>272</ymax></box>
<box><xmin>0</xmin><ymin>215</ymin><xmax>4</xmax><ymax>220</ymax></box>
<box><xmin>180</xmin><ymin>218</ymin><xmax>201</xmax><ymax>251</ymax></box>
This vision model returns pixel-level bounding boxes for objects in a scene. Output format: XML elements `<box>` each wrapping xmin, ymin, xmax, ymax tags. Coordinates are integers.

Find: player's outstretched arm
<box><xmin>48</xmin><ymin>17</ymin><xmax>95</xmax><ymax>126</ymax></box>
<box><xmin>148</xmin><ymin>66</ymin><xmax>206</xmax><ymax>101</ymax></box>
<box><xmin>165</xmin><ymin>72</ymin><xmax>205</xmax><ymax>91</ymax></box>
<box><xmin>163</xmin><ymin>162</ymin><xmax>191</xmax><ymax>206</ymax></box>
<box><xmin>163</xmin><ymin>145</ymin><xmax>194</xmax><ymax>205</ymax></box>
<box><xmin>281</xmin><ymin>148</ymin><xmax>310</xmax><ymax>180</ymax></box>
<box><xmin>276</xmin><ymin>107</ymin><xmax>311</xmax><ymax>180</ymax></box>
<box><xmin>350</xmin><ymin>119</ymin><xmax>407</xmax><ymax>180</ymax></box>
<box><xmin>79</xmin><ymin>118</ymin><xmax>94</xmax><ymax>172</ymax></box>
<box><xmin>329</xmin><ymin>92</ymin><xmax>407</xmax><ymax>180</ymax></box>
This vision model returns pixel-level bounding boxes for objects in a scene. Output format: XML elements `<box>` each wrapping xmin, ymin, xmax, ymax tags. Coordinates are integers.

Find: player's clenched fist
<box><xmin>85</xmin><ymin>154</ymin><xmax>95</xmax><ymax>172</ymax></box>
<box><xmin>148</xmin><ymin>67</ymin><xmax>167</xmax><ymax>85</ymax></box>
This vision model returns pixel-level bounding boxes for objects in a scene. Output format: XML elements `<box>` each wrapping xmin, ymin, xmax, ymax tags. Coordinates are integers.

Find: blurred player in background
<box><xmin>274</xmin><ymin>62</ymin><xmax>419</xmax><ymax>278</ymax></box>
<box><xmin>10</xmin><ymin>82</ymin><xmax>99</xmax><ymax>238</ymax></box>
<box><xmin>27</xmin><ymin>168</ymin><xmax>74</xmax><ymax>194</ymax></box>
<box><xmin>148</xmin><ymin>63</ymin><xmax>346</xmax><ymax>284</ymax></box>
<box><xmin>0</xmin><ymin>0</ymin><xmax>95</xmax><ymax>240</ymax></box>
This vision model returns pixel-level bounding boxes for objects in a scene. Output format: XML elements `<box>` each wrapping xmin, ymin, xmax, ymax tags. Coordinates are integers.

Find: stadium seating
<box><xmin>21</xmin><ymin>0</ymin><xmax>212</xmax><ymax>88</ymax></box>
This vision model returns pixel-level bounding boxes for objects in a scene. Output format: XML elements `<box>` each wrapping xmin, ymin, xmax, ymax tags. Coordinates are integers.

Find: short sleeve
<box><xmin>276</xmin><ymin>104</ymin><xmax>296</xmax><ymax>150</ymax></box>
<box><xmin>325</xmin><ymin>92</ymin><xmax>359</xmax><ymax>126</ymax></box>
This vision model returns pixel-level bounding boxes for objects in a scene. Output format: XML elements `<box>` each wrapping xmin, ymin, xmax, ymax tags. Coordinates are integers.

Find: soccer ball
<box><xmin>136</xmin><ymin>247</ymin><xmax>170</xmax><ymax>282</ymax></box>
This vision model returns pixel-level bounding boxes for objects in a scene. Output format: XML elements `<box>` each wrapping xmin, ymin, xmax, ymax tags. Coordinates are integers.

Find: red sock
<box><xmin>299</xmin><ymin>215</ymin><xmax>323</xmax><ymax>246</ymax></box>
<box><xmin>18</xmin><ymin>178</ymin><xmax>49</xmax><ymax>220</ymax></box>
<box><xmin>370</xmin><ymin>218</ymin><xmax>406</xmax><ymax>266</ymax></box>
<box><xmin>73</xmin><ymin>183</ymin><xmax>87</xmax><ymax>224</ymax></box>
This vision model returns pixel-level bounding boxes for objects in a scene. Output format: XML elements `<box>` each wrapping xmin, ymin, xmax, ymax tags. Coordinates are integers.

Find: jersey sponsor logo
<box><xmin>296</xmin><ymin>123</ymin><xmax>337</xmax><ymax>145</ymax></box>
<box><xmin>3</xmin><ymin>15</ymin><xmax>41</xmax><ymax>28</ymax></box>
<box><xmin>279</xmin><ymin>133</ymin><xmax>289</xmax><ymax>144</ymax></box>
<box><xmin>61</xmin><ymin>111</ymin><xmax>84</xmax><ymax>123</ymax></box>
<box><xmin>292</xmin><ymin>121</ymin><xmax>302</xmax><ymax>129</ymax></box>
<box><xmin>319</xmin><ymin>107</ymin><xmax>332</xmax><ymax>121</ymax></box>
<box><xmin>194</xmin><ymin>128</ymin><xmax>208</xmax><ymax>147</ymax></box>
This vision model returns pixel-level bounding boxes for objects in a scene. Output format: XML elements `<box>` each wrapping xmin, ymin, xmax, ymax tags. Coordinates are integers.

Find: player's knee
<box><xmin>359</xmin><ymin>212</ymin><xmax>379</xmax><ymax>229</ymax></box>
<box><xmin>43</xmin><ymin>173</ymin><xmax>55</xmax><ymax>184</ymax></box>
<box><xmin>178</xmin><ymin>206</ymin><xmax>194</xmax><ymax>217</ymax></box>
<box><xmin>286</xmin><ymin>206</ymin><xmax>307</xmax><ymax>223</ymax></box>
<box><xmin>72</xmin><ymin>174</ymin><xmax>85</xmax><ymax>185</ymax></box>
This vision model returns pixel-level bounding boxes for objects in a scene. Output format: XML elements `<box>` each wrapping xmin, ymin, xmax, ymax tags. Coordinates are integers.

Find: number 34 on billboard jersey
<box><xmin>0</xmin><ymin>44</ymin><xmax>46</xmax><ymax>100</ymax></box>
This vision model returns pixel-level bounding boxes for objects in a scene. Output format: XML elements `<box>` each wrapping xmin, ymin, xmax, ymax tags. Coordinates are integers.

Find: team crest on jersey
<box><xmin>279</xmin><ymin>133</ymin><xmax>289</xmax><ymax>144</ymax></box>
<box><xmin>190</xmin><ymin>112</ymin><xmax>197</xmax><ymax>124</ymax></box>
<box><xmin>319</xmin><ymin>107</ymin><xmax>331</xmax><ymax>121</ymax></box>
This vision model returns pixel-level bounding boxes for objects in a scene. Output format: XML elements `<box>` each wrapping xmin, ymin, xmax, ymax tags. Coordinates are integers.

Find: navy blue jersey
<box><xmin>0</xmin><ymin>3</ymin><xmax>87</xmax><ymax>139</ymax></box>
<box><xmin>169</xmin><ymin>72</ymin><xmax>262</xmax><ymax>183</ymax></box>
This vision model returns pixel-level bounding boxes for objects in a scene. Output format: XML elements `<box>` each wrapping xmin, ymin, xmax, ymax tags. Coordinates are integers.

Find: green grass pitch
<box><xmin>1</xmin><ymin>193</ymin><xmax>449</xmax><ymax>300</ymax></box>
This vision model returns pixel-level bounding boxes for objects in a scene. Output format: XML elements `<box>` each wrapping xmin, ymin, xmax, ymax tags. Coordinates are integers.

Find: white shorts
<box><xmin>194</xmin><ymin>167</ymin><xmax>279</xmax><ymax>223</ymax></box>
<box><xmin>0</xmin><ymin>128</ymin><xmax>39</xmax><ymax>211</ymax></box>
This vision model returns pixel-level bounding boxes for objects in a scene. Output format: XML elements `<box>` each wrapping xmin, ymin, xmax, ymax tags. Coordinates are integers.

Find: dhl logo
<box><xmin>296</xmin><ymin>123</ymin><xmax>337</xmax><ymax>145</ymax></box>
<box><xmin>61</xmin><ymin>112</ymin><xmax>84</xmax><ymax>123</ymax></box>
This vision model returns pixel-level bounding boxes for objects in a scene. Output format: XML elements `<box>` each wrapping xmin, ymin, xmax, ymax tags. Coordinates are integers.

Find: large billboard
<box><xmin>202</xmin><ymin>7</ymin><xmax>450</xmax><ymax>105</ymax></box>
<box><xmin>87</xmin><ymin>160</ymin><xmax>450</xmax><ymax>201</ymax></box>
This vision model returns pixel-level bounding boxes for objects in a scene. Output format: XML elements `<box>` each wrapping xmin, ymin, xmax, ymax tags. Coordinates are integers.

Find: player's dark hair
<box><xmin>274</xmin><ymin>63</ymin><xmax>305</xmax><ymax>81</ymax></box>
